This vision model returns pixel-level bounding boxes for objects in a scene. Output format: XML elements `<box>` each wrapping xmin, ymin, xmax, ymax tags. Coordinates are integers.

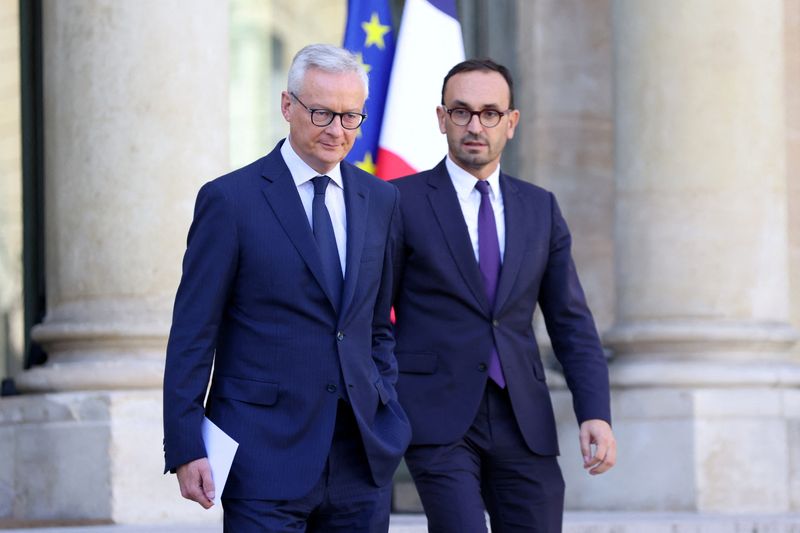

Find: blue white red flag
<box><xmin>343</xmin><ymin>0</ymin><xmax>396</xmax><ymax>175</ymax></box>
<box><xmin>376</xmin><ymin>0</ymin><xmax>465</xmax><ymax>180</ymax></box>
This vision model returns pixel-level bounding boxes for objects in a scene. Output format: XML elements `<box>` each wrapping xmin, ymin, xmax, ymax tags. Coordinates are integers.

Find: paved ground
<box><xmin>2</xmin><ymin>513</ymin><xmax>800</xmax><ymax>532</ymax></box>
<box><xmin>0</xmin><ymin>514</ymin><xmax>426</xmax><ymax>532</ymax></box>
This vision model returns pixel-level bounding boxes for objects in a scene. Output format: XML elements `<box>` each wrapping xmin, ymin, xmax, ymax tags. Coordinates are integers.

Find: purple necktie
<box><xmin>312</xmin><ymin>176</ymin><xmax>343</xmax><ymax>311</ymax></box>
<box><xmin>475</xmin><ymin>180</ymin><xmax>506</xmax><ymax>388</ymax></box>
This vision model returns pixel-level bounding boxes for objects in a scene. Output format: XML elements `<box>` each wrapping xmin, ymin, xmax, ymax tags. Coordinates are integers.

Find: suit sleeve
<box><xmin>538</xmin><ymin>192</ymin><xmax>611</xmax><ymax>426</ymax></box>
<box><xmin>162</xmin><ymin>181</ymin><xmax>239</xmax><ymax>473</ymax></box>
<box><xmin>370</xmin><ymin>186</ymin><xmax>402</xmax><ymax>402</ymax></box>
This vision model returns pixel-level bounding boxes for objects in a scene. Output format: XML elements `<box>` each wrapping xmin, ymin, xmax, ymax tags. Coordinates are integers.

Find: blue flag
<box><xmin>343</xmin><ymin>0</ymin><xmax>395</xmax><ymax>175</ymax></box>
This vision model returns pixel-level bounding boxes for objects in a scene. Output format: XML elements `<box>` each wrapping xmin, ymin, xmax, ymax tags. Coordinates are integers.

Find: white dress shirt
<box><xmin>445</xmin><ymin>155</ymin><xmax>506</xmax><ymax>263</ymax></box>
<box><xmin>281</xmin><ymin>138</ymin><xmax>347</xmax><ymax>275</ymax></box>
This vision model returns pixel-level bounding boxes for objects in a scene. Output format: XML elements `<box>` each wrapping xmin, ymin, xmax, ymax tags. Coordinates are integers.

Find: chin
<box><xmin>464</xmin><ymin>157</ymin><xmax>488</xmax><ymax>168</ymax></box>
<box><xmin>316</xmin><ymin>151</ymin><xmax>342</xmax><ymax>164</ymax></box>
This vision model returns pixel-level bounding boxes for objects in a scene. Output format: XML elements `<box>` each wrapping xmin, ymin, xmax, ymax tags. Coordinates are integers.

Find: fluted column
<box><xmin>17</xmin><ymin>0</ymin><xmax>229</xmax><ymax>392</ymax></box>
<box><xmin>592</xmin><ymin>0</ymin><xmax>800</xmax><ymax>513</ymax></box>
<box><xmin>606</xmin><ymin>0</ymin><xmax>799</xmax><ymax>383</ymax></box>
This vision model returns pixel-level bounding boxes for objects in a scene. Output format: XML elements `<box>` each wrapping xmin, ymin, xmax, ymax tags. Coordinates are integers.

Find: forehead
<box><xmin>299</xmin><ymin>68</ymin><xmax>366</xmax><ymax>104</ymax></box>
<box><xmin>443</xmin><ymin>70</ymin><xmax>511</xmax><ymax>108</ymax></box>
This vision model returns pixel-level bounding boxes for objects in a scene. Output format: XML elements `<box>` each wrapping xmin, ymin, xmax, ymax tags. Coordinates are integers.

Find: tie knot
<box><xmin>312</xmin><ymin>175</ymin><xmax>331</xmax><ymax>196</ymax></box>
<box><xmin>475</xmin><ymin>180</ymin><xmax>491</xmax><ymax>196</ymax></box>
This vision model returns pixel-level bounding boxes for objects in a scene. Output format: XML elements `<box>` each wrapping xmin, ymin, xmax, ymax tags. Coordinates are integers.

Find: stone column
<box><xmin>586</xmin><ymin>0</ymin><xmax>800</xmax><ymax>512</ymax></box>
<box><xmin>785</xmin><ymin>0</ymin><xmax>800</xmax><ymax>511</ymax></box>
<box><xmin>18</xmin><ymin>0</ymin><xmax>229</xmax><ymax>391</ymax></box>
<box><xmin>1</xmin><ymin>1</ymin><xmax>229</xmax><ymax>525</ymax></box>
<box><xmin>514</xmin><ymin>0</ymin><xmax>615</xmax><ymax>335</ymax></box>
<box><xmin>787</xmin><ymin>0</ymin><xmax>800</xmax><ymax>355</ymax></box>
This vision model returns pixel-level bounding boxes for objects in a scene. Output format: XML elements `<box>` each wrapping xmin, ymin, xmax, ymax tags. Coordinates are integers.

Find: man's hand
<box><xmin>176</xmin><ymin>457</ymin><xmax>215</xmax><ymax>508</ymax></box>
<box><xmin>579</xmin><ymin>419</ymin><xmax>616</xmax><ymax>475</ymax></box>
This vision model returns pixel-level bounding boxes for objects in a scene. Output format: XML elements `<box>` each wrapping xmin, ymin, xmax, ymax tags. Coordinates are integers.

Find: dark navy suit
<box><xmin>163</xmin><ymin>141</ymin><xmax>411</xmax><ymax>514</ymax></box>
<box><xmin>391</xmin><ymin>160</ymin><xmax>610</xmax><ymax>532</ymax></box>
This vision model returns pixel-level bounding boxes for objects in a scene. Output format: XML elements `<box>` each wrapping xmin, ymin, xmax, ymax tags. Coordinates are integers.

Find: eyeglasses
<box><xmin>443</xmin><ymin>106</ymin><xmax>511</xmax><ymax>128</ymax></box>
<box><xmin>291</xmin><ymin>92</ymin><xmax>366</xmax><ymax>130</ymax></box>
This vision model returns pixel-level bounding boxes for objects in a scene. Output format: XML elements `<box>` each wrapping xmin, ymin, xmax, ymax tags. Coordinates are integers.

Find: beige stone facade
<box><xmin>1</xmin><ymin>0</ymin><xmax>230</xmax><ymax>524</ymax></box>
<box><xmin>0</xmin><ymin>0</ymin><xmax>798</xmax><ymax>528</ymax></box>
<box><xmin>788</xmin><ymin>0</ymin><xmax>800</xmax><ymax>350</ymax></box>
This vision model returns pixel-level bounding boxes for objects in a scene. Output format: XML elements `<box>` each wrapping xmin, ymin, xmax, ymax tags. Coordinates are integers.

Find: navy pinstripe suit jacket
<box><xmin>163</xmin><ymin>141</ymin><xmax>411</xmax><ymax>499</ymax></box>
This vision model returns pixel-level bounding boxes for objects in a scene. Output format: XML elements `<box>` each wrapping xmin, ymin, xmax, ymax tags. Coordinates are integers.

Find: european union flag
<box><xmin>343</xmin><ymin>0</ymin><xmax>395</xmax><ymax>175</ymax></box>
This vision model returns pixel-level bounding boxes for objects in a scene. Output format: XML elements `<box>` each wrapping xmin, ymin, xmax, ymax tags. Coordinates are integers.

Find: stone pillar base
<box><xmin>551</xmin><ymin>369</ymin><xmax>800</xmax><ymax>512</ymax></box>
<box><xmin>0</xmin><ymin>390</ymin><xmax>221</xmax><ymax>525</ymax></box>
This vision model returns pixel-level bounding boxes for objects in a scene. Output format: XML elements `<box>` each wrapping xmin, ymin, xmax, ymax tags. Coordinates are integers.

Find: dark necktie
<box><xmin>476</xmin><ymin>180</ymin><xmax>506</xmax><ymax>388</ymax></box>
<box><xmin>312</xmin><ymin>175</ymin><xmax>343</xmax><ymax>311</ymax></box>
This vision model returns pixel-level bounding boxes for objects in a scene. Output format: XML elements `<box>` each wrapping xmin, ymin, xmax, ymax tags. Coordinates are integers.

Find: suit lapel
<box><xmin>427</xmin><ymin>161</ymin><xmax>490</xmax><ymax>315</ymax></box>
<box><xmin>494</xmin><ymin>173</ymin><xmax>525</xmax><ymax>313</ymax></box>
<box><xmin>340</xmin><ymin>165</ymin><xmax>369</xmax><ymax>320</ymax></box>
<box><xmin>259</xmin><ymin>145</ymin><xmax>339</xmax><ymax>310</ymax></box>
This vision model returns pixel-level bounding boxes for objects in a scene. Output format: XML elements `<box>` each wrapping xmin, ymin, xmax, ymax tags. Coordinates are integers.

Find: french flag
<box><xmin>376</xmin><ymin>0</ymin><xmax>465</xmax><ymax>180</ymax></box>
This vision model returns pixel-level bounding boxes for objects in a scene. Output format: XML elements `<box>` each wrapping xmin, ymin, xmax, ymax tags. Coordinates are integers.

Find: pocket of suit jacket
<box><xmin>210</xmin><ymin>375</ymin><xmax>280</xmax><ymax>406</ymax></box>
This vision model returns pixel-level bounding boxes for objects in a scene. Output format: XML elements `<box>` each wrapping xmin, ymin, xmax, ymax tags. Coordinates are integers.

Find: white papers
<box><xmin>201</xmin><ymin>416</ymin><xmax>239</xmax><ymax>504</ymax></box>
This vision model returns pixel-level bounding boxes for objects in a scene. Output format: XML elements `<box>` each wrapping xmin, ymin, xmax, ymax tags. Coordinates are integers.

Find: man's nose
<box><xmin>466</xmin><ymin>113</ymin><xmax>483</xmax><ymax>133</ymax></box>
<box><xmin>324</xmin><ymin>116</ymin><xmax>344</xmax><ymax>135</ymax></box>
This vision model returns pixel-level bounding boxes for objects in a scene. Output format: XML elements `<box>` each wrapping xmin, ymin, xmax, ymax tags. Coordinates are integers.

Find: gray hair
<box><xmin>287</xmin><ymin>44</ymin><xmax>369</xmax><ymax>99</ymax></box>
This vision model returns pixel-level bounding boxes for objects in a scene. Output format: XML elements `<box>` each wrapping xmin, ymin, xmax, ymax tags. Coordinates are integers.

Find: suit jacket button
<box><xmin>336</xmin><ymin>331</ymin><xmax>344</xmax><ymax>341</ymax></box>
<box><xmin>477</xmin><ymin>363</ymin><xmax>487</xmax><ymax>372</ymax></box>
<box><xmin>492</xmin><ymin>319</ymin><xmax>500</xmax><ymax>327</ymax></box>
<box><xmin>326</xmin><ymin>384</ymin><xmax>337</xmax><ymax>393</ymax></box>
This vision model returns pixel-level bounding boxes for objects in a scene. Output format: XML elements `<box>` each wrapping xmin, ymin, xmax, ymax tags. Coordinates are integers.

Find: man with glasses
<box><xmin>163</xmin><ymin>43</ymin><xmax>410</xmax><ymax>532</ymax></box>
<box><xmin>391</xmin><ymin>58</ymin><xmax>616</xmax><ymax>532</ymax></box>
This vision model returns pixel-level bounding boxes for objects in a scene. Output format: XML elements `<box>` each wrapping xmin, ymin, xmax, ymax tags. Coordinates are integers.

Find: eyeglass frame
<box><xmin>442</xmin><ymin>105</ymin><xmax>512</xmax><ymax>128</ymax></box>
<box><xmin>290</xmin><ymin>92</ymin><xmax>367</xmax><ymax>130</ymax></box>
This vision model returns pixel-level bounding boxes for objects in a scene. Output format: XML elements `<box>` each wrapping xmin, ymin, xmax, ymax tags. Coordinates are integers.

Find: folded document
<box><xmin>201</xmin><ymin>416</ymin><xmax>239</xmax><ymax>504</ymax></box>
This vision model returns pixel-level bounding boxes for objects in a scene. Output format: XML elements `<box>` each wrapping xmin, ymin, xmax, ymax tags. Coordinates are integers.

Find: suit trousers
<box><xmin>405</xmin><ymin>381</ymin><xmax>565</xmax><ymax>533</ymax></box>
<box><xmin>222</xmin><ymin>400</ymin><xmax>392</xmax><ymax>533</ymax></box>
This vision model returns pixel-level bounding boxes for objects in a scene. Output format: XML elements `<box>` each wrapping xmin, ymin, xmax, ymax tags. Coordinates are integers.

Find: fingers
<box><xmin>176</xmin><ymin>458</ymin><xmax>215</xmax><ymax>509</ymax></box>
<box><xmin>579</xmin><ymin>425</ymin><xmax>592</xmax><ymax>465</ymax></box>
<box><xmin>588</xmin><ymin>437</ymin><xmax>616</xmax><ymax>475</ymax></box>
<box><xmin>579</xmin><ymin>419</ymin><xmax>617</xmax><ymax>476</ymax></box>
<box><xmin>200</xmin><ymin>462</ymin><xmax>216</xmax><ymax>503</ymax></box>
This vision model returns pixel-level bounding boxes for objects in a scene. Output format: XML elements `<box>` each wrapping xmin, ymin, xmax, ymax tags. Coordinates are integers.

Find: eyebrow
<box><xmin>295</xmin><ymin>95</ymin><xmax>364</xmax><ymax>114</ymax></box>
<box><xmin>447</xmin><ymin>99</ymin><xmax>503</xmax><ymax>110</ymax></box>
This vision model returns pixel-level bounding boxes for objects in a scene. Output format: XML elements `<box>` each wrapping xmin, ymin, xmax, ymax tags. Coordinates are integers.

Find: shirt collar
<box><xmin>445</xmin><ymin>155</ymin><xmax>501</xmax><ymax>201</ymax></box>
<box><xmin>280</xmin><ymin>137</ymin><xmax>344</xmax><ymax>190</ymax></box>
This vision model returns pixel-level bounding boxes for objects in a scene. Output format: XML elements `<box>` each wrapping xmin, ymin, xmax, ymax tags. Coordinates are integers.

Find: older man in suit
<box><xmin>162</xmin><ymin>44</ymin><xmax>410</xmax><ymax>532</ymax></box>
<box><xmin>391</xmin><ymin>58</ymin><xmax>617</xmax><ymax>533</ymax></box>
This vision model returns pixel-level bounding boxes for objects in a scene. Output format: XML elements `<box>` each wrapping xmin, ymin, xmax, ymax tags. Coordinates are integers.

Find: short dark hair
<box><xmin>441</xmin><ymin>58</ymin><xmax>515</xmax><ymax>108</ymax></box>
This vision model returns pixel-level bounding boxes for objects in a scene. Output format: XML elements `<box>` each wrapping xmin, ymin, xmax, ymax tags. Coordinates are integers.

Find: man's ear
<box><xmin>436</xmin><ymin>106</ymin><xmax>447</xmax><ymax>134</ymax></box>
<box><xmin>280</xmin><ymin>91</ymin><xmax>292</xmax><ymax>122</ymax></box>
<box><xmin>506</xmin><ymin>108</ymin><xmax>520</xmax><ymax>140</ymax></box>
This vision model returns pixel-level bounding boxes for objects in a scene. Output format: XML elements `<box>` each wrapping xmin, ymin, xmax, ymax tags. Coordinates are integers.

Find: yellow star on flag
<box><xmin>355</xmin><ymin>52</ymin><xmax>372</xmax><ymax>74</ymax></box>
<box><xmin>362</xmin><ymin>12</ymin><xmax>391</xmax><ymax>49</ymax></box>
<box><xmin>356</xmin><ymin>151</ymin><xmax>377</xmax><ymax>175</ymax></box>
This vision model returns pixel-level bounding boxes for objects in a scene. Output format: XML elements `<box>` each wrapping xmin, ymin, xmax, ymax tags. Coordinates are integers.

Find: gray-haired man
<box><xmin>163</xmin><ymin>44</ymin><xmax>411</xmax><ymax>532</ymax></box>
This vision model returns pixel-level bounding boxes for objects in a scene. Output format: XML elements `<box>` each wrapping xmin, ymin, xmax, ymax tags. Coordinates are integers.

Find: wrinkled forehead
<box><xmin>297</xmin><ymin>68</ymin><xmax>367</xmax><ymax>107</ymax></box>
